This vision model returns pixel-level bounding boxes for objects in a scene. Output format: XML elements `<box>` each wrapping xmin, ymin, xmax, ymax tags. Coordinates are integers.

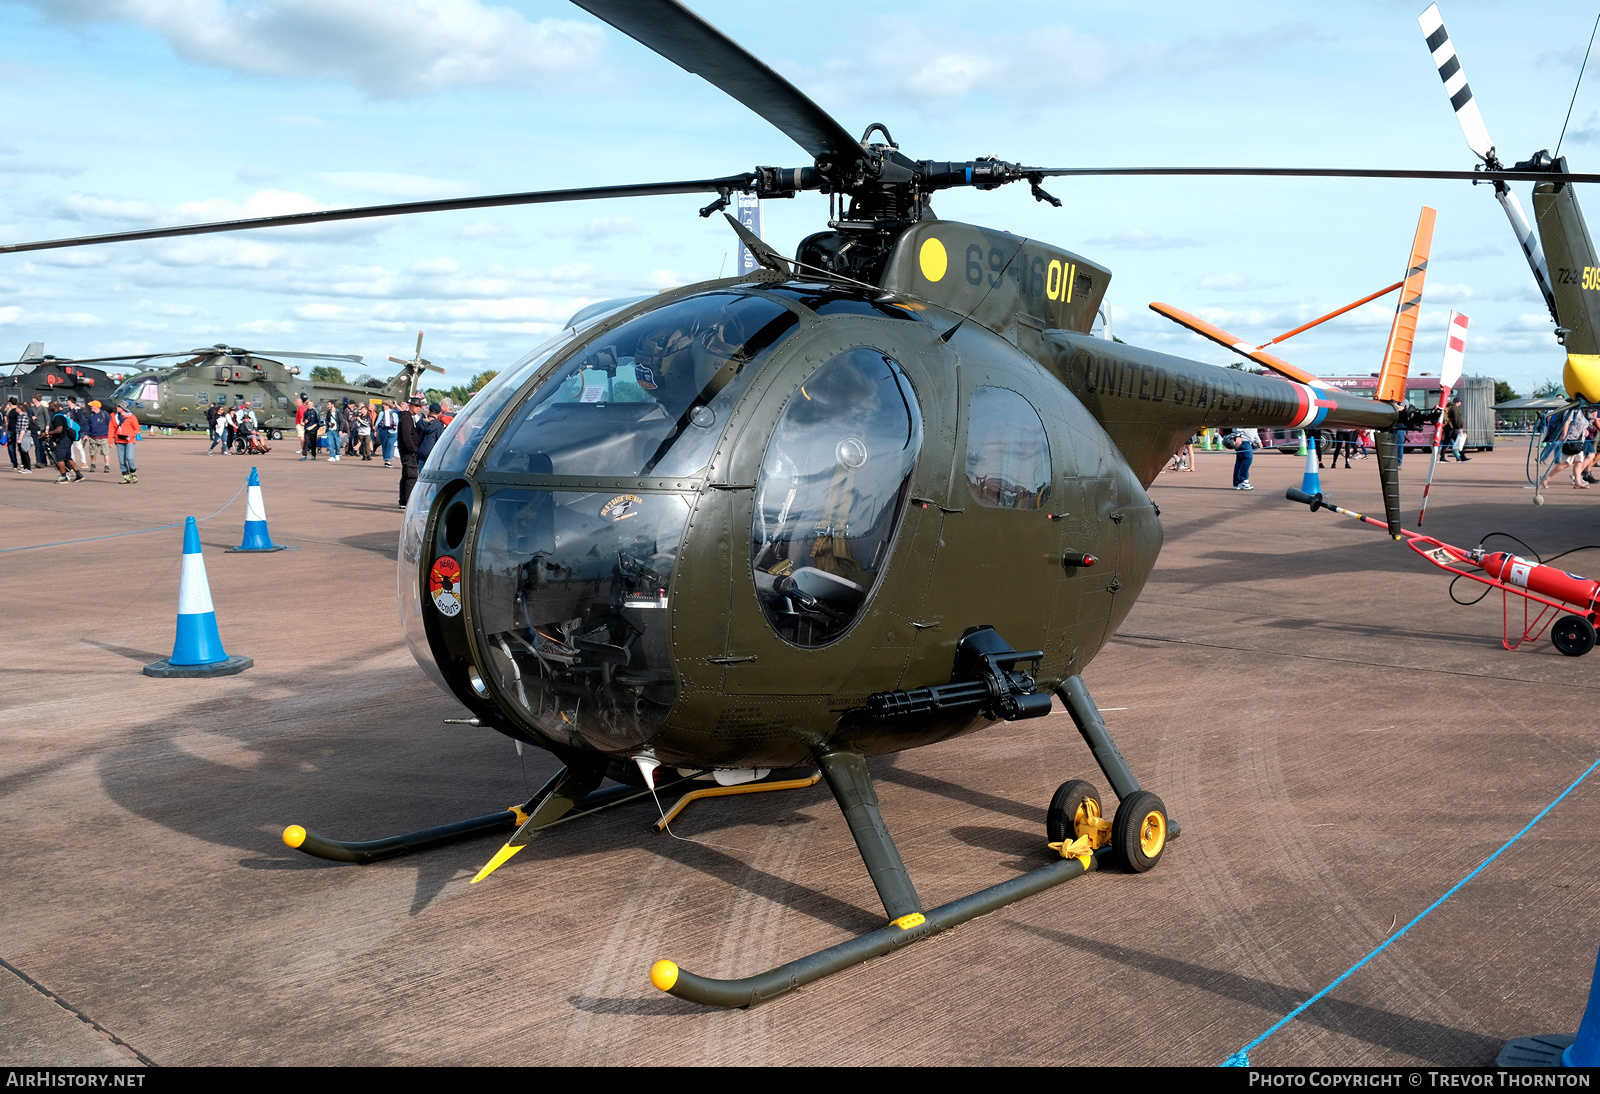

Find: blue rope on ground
<box><xmin>1223</xmin><ymin>751</ymin><xmax>1600</xmax><ymax>1067</ymax></box>
<box><xmin>0</xmin><ymin>481</ymin><xmax>247</xmax><ymax>555</ymax></box>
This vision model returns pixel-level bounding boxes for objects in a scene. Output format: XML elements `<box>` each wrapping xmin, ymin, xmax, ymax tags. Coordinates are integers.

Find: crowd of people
<box><xmin>283</xmin><ymin>392</ymin><xmax>453</xmax><ymax>508</ymax></box>
<box><xmin>4</xmin><ymin>393</ymin><xmax>142</xmax><ymax>483</ymax></box>
<box><xmin>3</xmin><ymin>387</ymin><xmax>461</xmax><ymax>507</ymax></box>
<box><xmin>1537</xmin><ymin>405</ymin><xmax>1600</xmax><ymax>490</ymax></box>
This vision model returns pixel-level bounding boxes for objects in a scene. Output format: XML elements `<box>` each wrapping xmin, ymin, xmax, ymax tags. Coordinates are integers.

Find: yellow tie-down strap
<box><xmin>654</xmin><ymin>772</ymin><xmax>823</xmax><ymax>831</ymax></box>
<box><xmin>1047</xmin><ymin>836</ymin><xmax>1096</xmax><ymax>870</ymax></box>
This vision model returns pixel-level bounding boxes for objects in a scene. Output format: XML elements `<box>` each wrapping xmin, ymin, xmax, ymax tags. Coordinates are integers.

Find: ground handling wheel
<box><xmin>1111</xmin><ymin>790</ymin><xmax>1169</xmax><ymax>873</ymax></box>
<box><xmin>1551</xmin><ymin>614</ymin><xmax>1597</xmax><ymax>657</ymax></box>
<box><xmin>1047</xmin><ymin>779</ymin><xmax>1104</xmax><ymax>845</ymax></box>
<box><xmin>270</xmin><ymin>428</ymin><xmax>283</xmax><ymax>441</ymax></box>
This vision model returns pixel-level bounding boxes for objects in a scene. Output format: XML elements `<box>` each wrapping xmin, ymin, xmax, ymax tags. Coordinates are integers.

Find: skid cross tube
<box><xmin>652</xmin><ymin>847</ymin><xmax>1108</xmax><ymax>1008</ymax></box>
<box><xmin>649</xmin><ymin>731</ymin><xmax>1181</xmax><ymax>1008</ymax></box>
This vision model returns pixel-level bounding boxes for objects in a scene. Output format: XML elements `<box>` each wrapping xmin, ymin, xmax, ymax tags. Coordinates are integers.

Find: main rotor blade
<box><xmin>1032</xmin><ymin>166</ymin><xmax>1600</xmax><ymax>184</ymax></box>
<box><xmin>1418</xmin><ymin>4</ymin><xmax>1495</xmax><ymax>163</ymax></box>
<box><xmin>571</xmin><ymin>0</ymin><xmax>863</xmax><ymax>168</ymax></box>
<box><xmin>0</xmin><ymin>175</ymin><xmax>754</xmax><ymax>256</ymax></box>
<box><xmin>34</xmin><ymin>350</ymin><xmax>213</xmax><ymax>366</ymax></box>
<box><xmin>250</xmin><ymin>351</ymin><xmax>365</xmax><ymax>363</ymax></box>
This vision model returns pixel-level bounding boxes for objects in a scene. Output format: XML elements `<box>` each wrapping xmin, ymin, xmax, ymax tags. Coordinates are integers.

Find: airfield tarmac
<box><xmin>3</xmin><ymin>436</ymin><xmax>1599</xmax><ymax>1067</ymax></box>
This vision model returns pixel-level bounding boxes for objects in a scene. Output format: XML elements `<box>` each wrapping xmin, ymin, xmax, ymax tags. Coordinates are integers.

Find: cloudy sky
<box><xmin>0</xmin><ymin>0</ymin><xmax>1595</xmax><ymax>393</ymax></box>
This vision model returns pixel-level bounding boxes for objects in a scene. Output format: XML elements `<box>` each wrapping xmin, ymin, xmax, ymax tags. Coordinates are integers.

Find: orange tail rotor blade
<box><xmin>1149</xmin><ymin>302</ymin><xmax>1329</xmax><ymax>389</ymax></box>
<box><xmin>1375</xmin><ymin>207</ymin><xmax>1437</xmax><ymax>403</ymax></box>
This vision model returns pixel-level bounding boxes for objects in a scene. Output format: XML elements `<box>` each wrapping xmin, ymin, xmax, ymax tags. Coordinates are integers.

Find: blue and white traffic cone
<box><xmin>1497</xmin><ymin>944</ymin><xmax>1600</xmax><ymax>1067</ymax></box>
<box><xmin>227</xmin><ymin>466</ymin><xmax>289</xmax><ymax>552</ymax></box>
<box><xmin>144</xmin><ymin>516</ymin><xmax>253</xmax><ymax>678</ymax></box>
<box><xmin>1300</xmin><ymin>438</ymin><xmax>1322</xmax><ymax>497</ymax></box>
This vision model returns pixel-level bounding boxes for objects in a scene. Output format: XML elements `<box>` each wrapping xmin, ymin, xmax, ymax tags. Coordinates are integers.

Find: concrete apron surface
<box><xmin>1</xmin><ymin>436</ymin><xmax>1597</xmax><ymax>1066</ymax></box>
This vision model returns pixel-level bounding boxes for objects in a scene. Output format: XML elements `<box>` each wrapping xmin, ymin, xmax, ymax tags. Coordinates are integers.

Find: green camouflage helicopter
<box><xmin>75</xmin><ymin>338</ymin><xmax>443</xmax><ymax>437</ymax></box>
<box><xmin>6</xmin><ymin>0</ymin><xmax>1598</xmax><ymax>1010</ymax></box>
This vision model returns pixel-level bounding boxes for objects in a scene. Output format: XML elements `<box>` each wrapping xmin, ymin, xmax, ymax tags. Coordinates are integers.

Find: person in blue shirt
<box><xmin>84</xmin><ymin>399</ymin><xmax>112</xmax><ymax>473</ymax></box>
<box><xmin>417</xmin><ymin>402</ymin><xmax>445</xmax><ymax>465</ymax></box>
<box><xmin>376</xmin><ymin>400</ymin><xmax>400</xmax><ymax>466</ymax></box>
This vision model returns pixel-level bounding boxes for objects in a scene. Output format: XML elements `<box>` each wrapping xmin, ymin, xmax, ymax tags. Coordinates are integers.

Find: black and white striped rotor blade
<box><xmin>1493</xmin><ymin>185</ymin><xmax>1558</xmax><ymax>317</ymax></box>
<box><xmin>1419</xmin><ymin>4</ymin><xmax>1495</xmax><ymax>163</ymax></box>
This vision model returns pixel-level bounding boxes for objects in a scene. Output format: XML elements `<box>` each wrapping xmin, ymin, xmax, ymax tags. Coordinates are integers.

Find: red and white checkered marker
<box><xmin>1419</xmin><ymin>311</ymin><xmax>1470</xmax><ymax>526</ymax></box>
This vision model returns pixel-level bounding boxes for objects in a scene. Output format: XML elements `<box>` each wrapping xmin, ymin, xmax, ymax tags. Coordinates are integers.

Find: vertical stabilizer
<box><xmin>1374</xmin><ymin>207</ymin><xmax>1436</xmax><ymax>403</ymax></box>
<box><xmin>1533</xmin><ymin>175</ymin><xmax>1600</xmax><ymax>401</ymax></box>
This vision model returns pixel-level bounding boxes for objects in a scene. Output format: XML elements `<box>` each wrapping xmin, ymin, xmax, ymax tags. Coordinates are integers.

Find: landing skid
<box><xmin>651</xmin><ymin>674</ymin><xmax>1180</xmax><ymax>1008</ymax></box>
<box><xmin>282</xmin><ymin>768</ymin><xmax>700</xmax><ymax>865</ymax></box>
<box><xmin>281</xmin><ymin>765</ymin><xmax>816</xmax><ymax>866</ymax></box>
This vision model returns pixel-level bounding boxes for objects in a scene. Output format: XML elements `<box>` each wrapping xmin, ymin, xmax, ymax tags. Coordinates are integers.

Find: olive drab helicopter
<box><xmin>7</xmin><ymin>0</ymin><xmax>1600</xmax><ymax>1010</ymax></box>
<box><xmin>82</xmin><ymin>340</ymin><xmax>438</xmax><ymax>437</ymax></box>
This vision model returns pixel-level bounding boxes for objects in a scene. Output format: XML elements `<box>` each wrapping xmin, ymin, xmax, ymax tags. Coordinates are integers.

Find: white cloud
<box><xmin>544</xmin><ymin>217</ymin><xmax>641</xmax><ymax>243</ymax></box>
<box><xmin>153</xmin><ymin>238</ymin><xmax>280</xmax><ymax>268</ymax></box>
<box><xmin>1423</xmin><ymin>282</ymin><xmax>1475</xmax><ymax>304</ymax></box>
<box><xmin>1085</xmin><ymin>229</ymin><xmax>1201</xmax><ymax>251</ymax></box>
<box><xmin>1507</xmin><ymin>312</ymin><xmax>1559</xmax><ymax>331</ymax></box>
<box><xmin>35</xmin><ymin>0</ymin><xmax>605</xmax><ymax>97</ymax></box>
<box><xmin>52</xmin><ymin>193</ymin><xmax>161</xmax><ymax>223</ymax></box>
<box><xmin>1199</xmin><ymin>272</ymin><xmax>1248</xmax><ymax>291</ymax></box>
<box><xmin>295</xmin><ymin>303</ymin><xmax>349</xmax><ymax>319</ymax></box>
<box><xmin>30</xmin><ymin>250</ymin><xmax>111</xmax><ymax>267</ymax></box>
<box><xmin>796</xmin><ymin>19</ymin><xmax>1314</xmax><ymax>112</ymax></box>
<box><xmin>318</xmin><ymin>172</ymin><xmax>470</xmax><ymax>198</ymax></box>
<box><xmin>175</xmin><ymin>189</ymin><xmax>323</xmax><ymax>220</ymax></box>
<box><xmin>408</xmin><ymin>256</ymin><xmax>459</xmax><ymax>275</ymax></box>
<box><xmin>396</xmin><ymin>297</ymin><xmax>569</xmax><ymax>323</ymax></box>
<box><xmin>0</xmin><ymin>156</ymin><xmax>84</xmax><ymax>177</ymax></box>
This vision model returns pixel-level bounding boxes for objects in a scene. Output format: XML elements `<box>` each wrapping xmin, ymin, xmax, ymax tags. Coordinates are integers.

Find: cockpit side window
<box><xmin>965</xmin><ymin>386</ymin><xmax>1051</xmax><ymax>510</ymax></box>
<box><xmin>485</xmin><ymin>292</ymin><xmax>797</xmax><ymax>477</ymax></box>
<box><xmin>750</xmin><ymin>348</ymin><xmax>923</xmax><ymax>648</ymax></box>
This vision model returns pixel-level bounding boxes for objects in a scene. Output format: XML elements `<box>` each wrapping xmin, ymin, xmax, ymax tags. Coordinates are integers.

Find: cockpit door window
<box><xmin>964</xmin><ymin>386</ymin><xmax>1052</xmax><ymax>510</ymax></box>
<box><xmin>750</xmin><ymin>348</ymin><xmax>923</xmax><ymax>648</ymax></box>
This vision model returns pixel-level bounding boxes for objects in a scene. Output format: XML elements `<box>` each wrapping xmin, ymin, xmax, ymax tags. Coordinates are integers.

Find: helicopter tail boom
<box><xmin>1046</xmin><ymin>330</ymin><xmax>1403</xmax><ymax>488</ymax></box>
<box><xmin>1533</xmin><ymin>178</ymin><xmax>1600</xmax><ymax>401</ymax></box>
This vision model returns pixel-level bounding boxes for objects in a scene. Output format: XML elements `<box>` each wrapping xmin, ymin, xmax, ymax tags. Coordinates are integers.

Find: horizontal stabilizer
<box><xmin>1148</xmin><ymin>302</ymin><xmax>1331</xmax><ymax>389</ymax></box>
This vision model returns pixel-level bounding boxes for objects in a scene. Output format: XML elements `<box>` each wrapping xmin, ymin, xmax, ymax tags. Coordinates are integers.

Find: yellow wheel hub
<box><xmin>1138</xmin><ymin>810</ymin><xmax>1166</xmax><ymax>858</ymax></box>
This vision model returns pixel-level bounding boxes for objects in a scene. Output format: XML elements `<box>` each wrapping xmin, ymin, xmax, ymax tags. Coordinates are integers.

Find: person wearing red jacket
<box><xmin>112</xmin><ymin>403</ymin><xmax>140</xmax><ymax>484</ymax></box>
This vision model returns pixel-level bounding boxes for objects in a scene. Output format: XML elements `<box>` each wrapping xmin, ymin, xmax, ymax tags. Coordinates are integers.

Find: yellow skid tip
<box><xmin>470</xmin><ymin>842</ymin><xmax>524</xmax><ymax>884</ymax></box>
<box><xmin>650</xmin><ymin>960</ymin><xmax>679</xmax><ymax>992</ymax></box>
<box><xmin>282</xmin><ymin>825</ymin><xmax>306</xmax><ymax>849</ymax></box>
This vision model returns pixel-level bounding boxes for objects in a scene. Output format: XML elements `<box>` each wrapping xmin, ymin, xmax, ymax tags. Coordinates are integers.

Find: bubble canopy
<box><xmin>484</xmin><ymin>292</ymin><xmax>797</xmax><ymax>478</ymax></box>
<box><xmin>406</xmin><ymin>285</ymin><xmax>930</xmax><ymax>754</ymax></box>
<box><xmin>407</xmin><ymin>289</ymin><xmax>805</xmax><ymax>752</ymax></box>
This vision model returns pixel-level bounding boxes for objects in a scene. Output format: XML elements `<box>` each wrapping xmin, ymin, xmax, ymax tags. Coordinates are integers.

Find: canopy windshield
<box><xmin>485</xmin><ymin>292</ymin><xmax>797</xmax><ymax>478</ymax></box>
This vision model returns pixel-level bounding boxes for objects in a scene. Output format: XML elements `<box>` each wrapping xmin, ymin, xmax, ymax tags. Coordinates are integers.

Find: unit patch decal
<box><xmin>430</xmin><ymin>556</ymin><xmax>463</xmax><ymax>617</ymax></box>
